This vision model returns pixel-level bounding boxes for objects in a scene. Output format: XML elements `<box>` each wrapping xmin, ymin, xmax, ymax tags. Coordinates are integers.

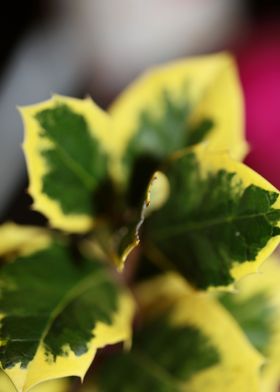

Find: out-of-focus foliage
<box><xmin>219</xmin><ymin>255</ymin><xmax>280</xmax><ymax>392</ymax></box>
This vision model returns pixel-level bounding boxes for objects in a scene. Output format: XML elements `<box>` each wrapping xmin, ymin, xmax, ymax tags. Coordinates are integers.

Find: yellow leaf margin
<box><xmin>109</xmin><ymin>52</ymin><xmax>247</xmax><ymax>180</ymax></box>
<box><xmin>136</xmin><ymin>273</ymin><xmax>263</xmax><ymax>392</ymax></box>
<box><xmin>157</xmin><ymin>145</ymin><xmax>280</xmax><ymax>289</ymax></box>
<box><xmin>20</xmin><ymin>95</ymin><xmax>112</xmax><ymax>233</ymax></box>
<box><xmin>0</xmin><ymin>223</ymin><xmax>51</xmax><ymax>258</ymax></box>
<box><xmin>3</xmin><ymin>293</ymin><xmax>134</xmax><ymax>392</ymax></box>
<box><xmin>222</xmin><ymin>254</ymin><xmax>280</xmax><ymax>392</ymax></box>
<box><xmin>0</xmin><ymin>371</ymin><xmax>68</xmax><ymax>392</ymax></box>
<box><xmin>195</xmin><ymin>147</ymin><xmax>280</xmax><ymax>284</ymax></box>
<box><xmin>0</xmin><ymin>224</ymin><xmax>135</xmax><ymax>392</ymax></box>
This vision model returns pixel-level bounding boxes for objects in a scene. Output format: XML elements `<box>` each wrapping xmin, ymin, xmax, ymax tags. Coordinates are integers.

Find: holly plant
<box><xmin>1</xmin><ymin>53</ymin><xmax>280</xmax><ymax>392</ymax></box>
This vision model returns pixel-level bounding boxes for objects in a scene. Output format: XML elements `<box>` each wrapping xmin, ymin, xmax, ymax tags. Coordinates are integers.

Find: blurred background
<box><xmin>0</xmin><ymin>0</ymin><xmax>279</xmax><ymax>224</ymax></box>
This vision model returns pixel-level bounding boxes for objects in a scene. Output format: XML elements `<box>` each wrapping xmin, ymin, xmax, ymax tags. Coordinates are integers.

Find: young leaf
<box><xmin>0</xmin><ymin>225</ymin><xmax>134</xmax><ymax>392</ymax></box>
<box><xmin>21</xmin><ymin>95</ymin><xmax>113</xmax><ymax>233</ymax></box>
<box><xmin>144</xmin><ymin>145</ymin><xmax>280</xmax><ymax>290</ymax></box>
<box><xmin>109</xmin><ymin>52</ymin><xmax>247</xmax><ymax>184</ymax></box>
<box><xmin>84</xmin><ymin>176</ymin><xmax>152</xmax><ymax>270</ymax></box>
<box><xmin>219</xmin><ymin>255</ymin><xmax>280</xmax><ymax>392</ymax></box>
<box><xmin>95</xmin><ymin>274</ymin><xmax>262</xmax><ymax>392</ymax></box>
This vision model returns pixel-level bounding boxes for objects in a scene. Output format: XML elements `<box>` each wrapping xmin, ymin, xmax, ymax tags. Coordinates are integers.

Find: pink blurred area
<box><xmin>236</xmin><ymin>25</ymin><xmax>280</xmax><ymax>189</ymax></box>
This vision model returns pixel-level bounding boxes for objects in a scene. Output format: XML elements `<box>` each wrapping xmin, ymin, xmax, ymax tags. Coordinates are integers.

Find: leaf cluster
<box><xmin>1</xmin><ymin>53</ymin><xmax>280</xmax><ymax>391</ymax></box>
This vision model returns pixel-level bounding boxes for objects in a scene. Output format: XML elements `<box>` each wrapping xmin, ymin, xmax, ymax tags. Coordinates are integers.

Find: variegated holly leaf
<box><xmin>143</xmin><ymin>145</ymin><xmax>280</xmax><ymax>290</ymax></box>
<box><xmin>109</xmin><ymin>52</ymin><xmax>247</xmax><ymax>190</ymax></box>
<box><xmin>219</xmin><ymin>254</ymin><xmax>280</xmax><ymax>392</ymax></box>
<box><xmin>0</xmin><ymin>370</ymin><xmax>69</xmax><ymax>392</ymax></box>
<box><xmin>0</xmin><ymin>224</ymin><xmax>134</xmax><ymax>392</ymax></box>
<box><xmin>94</xmin><ymin>274</ymin><xmax>262</xmax><ymax>392</ymax></box>
<box><xmin>21</xmin><ymin>95</ymin><xmax>115</xmax><ymax>233</ymax></box>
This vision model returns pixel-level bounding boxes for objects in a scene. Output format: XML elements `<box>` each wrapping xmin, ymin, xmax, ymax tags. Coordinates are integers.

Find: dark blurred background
<box><xmin>0</xmin><ymin>0</ymin><xmax>279</xmax><ymax>225</ymax></box>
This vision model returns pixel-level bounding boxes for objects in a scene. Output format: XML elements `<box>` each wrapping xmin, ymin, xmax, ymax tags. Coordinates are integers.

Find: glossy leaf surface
<box><xmin>0</xmin><ymin>225</ymin><xmax>134</xmax><ymax>392</ymax></box>
<box><xmin>144</xmin><ymin>146</ymin><xmax>280</xmax><ymax>289</ymax></box>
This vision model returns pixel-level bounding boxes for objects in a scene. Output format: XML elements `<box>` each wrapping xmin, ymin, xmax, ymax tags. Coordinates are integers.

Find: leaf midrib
<box><xmin>46</xmin><ymin>139</ymin><xmax>97</xmax><ymax>191</ymax></box>
<box><xmin>23</xmin><ymin>270</ymin><xmax>108</xmax><ymax>390</ymax></box>
<box><xmin>131</xmin><ymin>348</ymin><xmax>182</xmax><ymax>390</ymax></box>
<box><xmin>152</xmin><ymin>210</ymin><xmax>274</xmax><ymax>240</ymax></box>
